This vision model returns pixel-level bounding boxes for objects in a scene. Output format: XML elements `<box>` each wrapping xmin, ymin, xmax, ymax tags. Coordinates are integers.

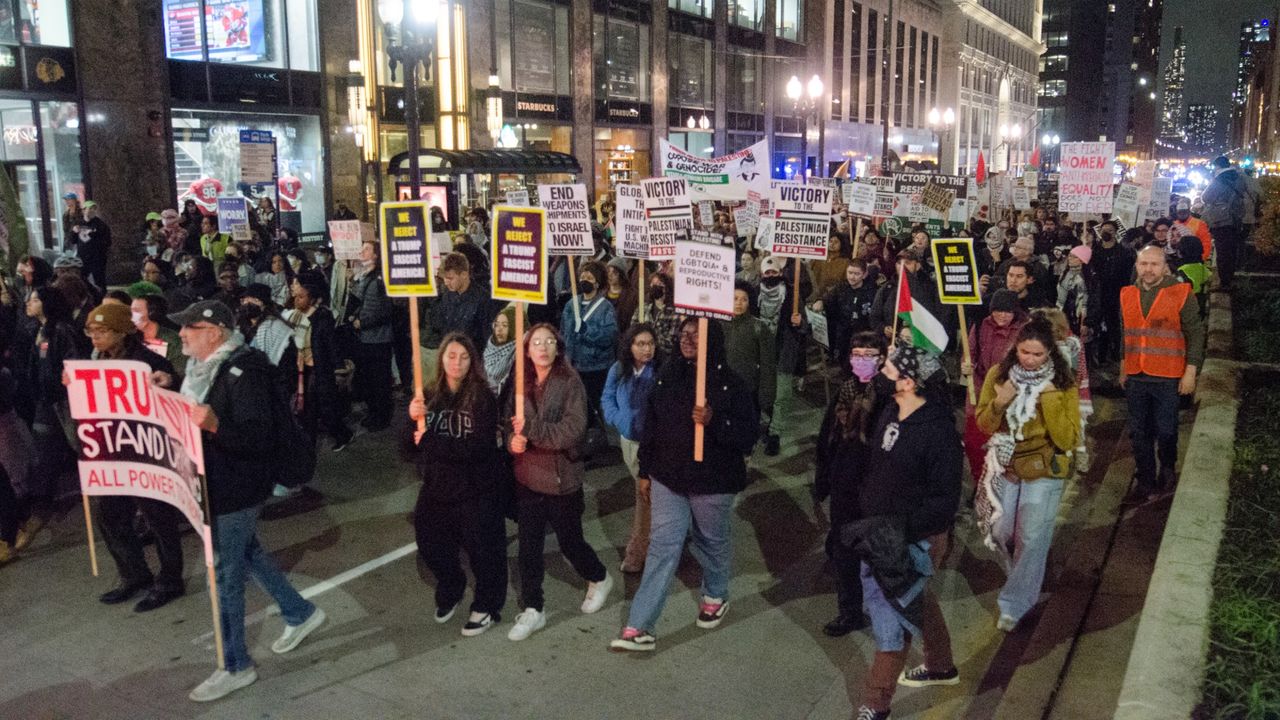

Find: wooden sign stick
<box><xmin>81</xmin><ymin>495</ymin><xmax>98</xmax><ymax>577</ymax></box>
<box><xmin>515</xmin><ymin>302</ymin><xmax>526</xmax><ymax>423</ymax></box>
<box><xmin>852</xmin><ymin>217</ymin><xmax>863</xmax><ymax>259</ymax></box>
<box><xmin>568</xmin><ymin>256</ymin><xmax>581</xmax><ymax>328</ymax></box>
<box><xmin>694</xmin><ymin>317</ymin><xmax>708</xmax><ymax>462</ymax></box>
<box><xmin>408</xmin><ymin>299</ymin><xmax>425</xmax><ymax>432</ymax></box>
<box><xmin>957</xmin><ymin>306</ymin><xmax>976</xmax><ymax>405</ymax></box>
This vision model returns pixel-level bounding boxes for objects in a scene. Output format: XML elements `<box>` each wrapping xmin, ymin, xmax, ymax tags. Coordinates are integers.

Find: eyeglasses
<box><xmin>679</xmin><ymin>330</ymin><xmax>699</xmax><ymax>340</ymax></box>
<box><xmin>84</xmin><ymin>327</ymin><xmax>119</xmax><ymax>338</ymax></box>
<box><xmin>531</xmin><ymin>338</ymin><xmax>557</xmax><ymax>347</ymax></box>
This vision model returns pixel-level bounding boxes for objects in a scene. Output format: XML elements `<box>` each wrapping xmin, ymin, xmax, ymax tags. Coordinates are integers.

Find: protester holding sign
<box><xmin>504</xmin><ymin>323</ymin><xmax>612</xmax><ymax>642</ymax></box>
<box><xmin>346</xmin><ymin>241</ymin><xmax>394</xmax><ymax>431</ymax></box>
<box><xmin>612</xmin><ymin>317</ymin><xmax>757</xmax><ymax>652</ymax></box>
<box><xmin>560</xmin><ymin>260</ymin><xmax>618</xmax><ymax>428</ymax></box>
<box><xmin>81</xmin><ymin>303</ymin><xmax>186</xmax><ymax>612</ymax></box>
<box><xmin>721</xmin><ymin>281</ymin><xmax>777</xmax><ymax>449</ymax></box>
<box><xmin>174</xmin><ymin>300</ymin><xmax>326</xmax><ymax>702</ymax></box>
<box><xmin>405</xmin><ymin>332</ymin><xmax>508</xmax><ymax>637</ymax></box>
<box><xmin>634</xmin><ymin>272</ymin><xmax>679</xmax><ymax>361</ymax></box>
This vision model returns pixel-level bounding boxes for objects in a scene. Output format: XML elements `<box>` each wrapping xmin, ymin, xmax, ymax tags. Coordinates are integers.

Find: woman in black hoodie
<box><xmin>406</xmin><ymin>332</ymin><xmax>507</xmax><ymax>637</ymax></box>
<box><xmin>611</xmin><ymin>317</ymin><xmax>757</xmax><ymax>653</ymax></box>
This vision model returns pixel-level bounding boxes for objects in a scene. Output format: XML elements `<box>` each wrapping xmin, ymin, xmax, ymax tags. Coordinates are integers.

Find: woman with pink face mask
<box><xmin>812</xmin><ymin>330</ymin><xmax>890</xmax><ymax>638</ymax></box>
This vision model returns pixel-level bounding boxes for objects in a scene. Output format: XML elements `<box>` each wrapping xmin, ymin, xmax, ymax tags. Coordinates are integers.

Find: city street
<box><xmin>0</xmin><ymin>388</ymin><xmax>1171</xmax><ymax>720</ymax></box>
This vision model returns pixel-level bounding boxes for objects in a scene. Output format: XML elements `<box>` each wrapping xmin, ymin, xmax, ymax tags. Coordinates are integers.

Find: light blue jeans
<box><xmin>625</xmin><ymin>480</ymin><xmax>735</xmax><ymax>633</ymax></box>
<box><xmin>215</xmin><ymin>506</ymin><xmax>316</xmax><ymax>672</ymax></box>
<box><xmin>860</xmin><ymin>540</ymin><xmax>934</xmax><ymax>652</ymax></box>
<box><xmin>990</xmin><ymin>476</ymin><xmax>1065</xmax><ymax>621</ymax></box>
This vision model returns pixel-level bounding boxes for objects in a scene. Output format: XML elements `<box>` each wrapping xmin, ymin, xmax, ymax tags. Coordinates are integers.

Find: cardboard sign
<box><xmin>505</xmin><ymin>189</ymin><xmax>530</xmax><ymax>207</ymax></box>
<box><xmin>1013</xmin><ymin>187</ymin><xmax>1032</xmax><ymax>211</ymax></box>
<box><xmin>1143</xmin><ymin>177</ymin><xmax>1173</xmax><ymax>221</ymax></box>
<box><xmin>673</xmin><ymin>238</ymin><xmax>735</xmax><ymax>321</ymax></box>
<box><xmin>929</xmin><ymin>237</ymin><xmax>982</xmax><ymax>305</ymax></box>
<box><xmin>754</xmin><ymin>215</ymin><xmax>776</xmax><ymax>251</ymax></box>
<box><xmin>1059</xmin><ymin>142</ymin><xmax>1116</xmax><ymax>213</ymax></box>
<box><xmin>378</xmin><ymin>201</ymin><xmax>436</xmax><ymax>297</ymax></box>
<box><xmin>919</xmin><ymin>181</ymin><xmax>956</xmax><ymax>215</ymax></box>
<box><xmin>1113</xmin><ymin>183</ymin><xmax>1143</xmax><ymax>228</ymax></box>
<box><xmin>733</xmin><ymin>205</ymin><xmax>758</xmax><ymax>237</ymax></box>
<box><xmin>537</xmin><ymin>184</ymin><xmax>594</xmax><ymax>256</ymax></box>
<box><xmin>65</xmin><ymin>360</ymin><xmax>209</xmax><ymax>542</ymax></box>
<box><xmin>614</xmin><ymin>184</ymin><xmax>648</xmax><ymax>259</ymax></box>
<box><xmin>806</xmin><ymin>308</ymin><xmax>829</xmax><ymax>348</ymax></box>
<box><xmin>874</xmin><ymin>190</ymin><xmax>896</xmax><ymax>217</ymax></box>
<box><xmin>328</xmin><ymin>219</ymin><xmax>364</xmax><ymax>260</ymax></box>
<box><xmin>658</xmin><ymin>138</ymin><xmax>770</xmax><ymax>201</ymax></box>
<box><xmin>846</xmin><ymin>181</ymin><xmax>877</xmax><ymax>217</ymax></box>
<box><xmin>698</xmin><ymin>201</ymin><xmax>715</xmax><ymax>227</ymax></box>
<box><xmin>642</xmin><ymin>177</ymin><xmax>693</xmax><ymax>260</ymax></box>
<box><xmin>490</xmin><ymin>206</ymin><xmax>548</xmax><ymax>304</ymax></box>
<box><xmin>216</xmin><ymin>197</ymin><xmax>250</xmax><ymax>235</ymax></box>
<box><xmin>770</xmin><ymin>182</ymin><xmax>833</xmax><ymax>259</ymax></box>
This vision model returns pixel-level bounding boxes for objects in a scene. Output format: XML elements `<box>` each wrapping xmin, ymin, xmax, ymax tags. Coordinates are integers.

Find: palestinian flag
<box><xmin>895</xmin><ymin>264</ymin><xmax>948</xmax><ymax>353</ymax></box>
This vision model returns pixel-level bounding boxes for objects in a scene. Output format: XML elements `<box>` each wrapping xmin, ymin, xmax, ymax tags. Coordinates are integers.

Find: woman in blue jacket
<box><xmin>560</xmin><ymin>260</ymin><xmax>617</xmax><ymax>426</ymax></box>
<box><xmin>601</xmin><ymin>323</ymin><xmax>658</xmax><ymax>573</ymax></box>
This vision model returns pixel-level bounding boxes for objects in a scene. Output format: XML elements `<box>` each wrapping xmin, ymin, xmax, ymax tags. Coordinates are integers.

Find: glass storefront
<box><xmin>593</xmin><ymin>128</ymin><xmax>649</xmax><ymax>202</ymax></box>
<box><xmin>162</xmin><ymin>0</ymin><xmax>318</xmax><ymax>70</ymax></box>
<box><xmin>171</xmin><ymin>108</ymin><xmax>326</xmax><ymax>234</ymax></box>
<box><xmin>0</xmin><ymin>0</ymin><xmax>71</xmax><ymax>46</ymax></box>
<box><xmin>0</xmin><ymin>98</ymin><xmax>82</xmax><ymax>255</ymax></box>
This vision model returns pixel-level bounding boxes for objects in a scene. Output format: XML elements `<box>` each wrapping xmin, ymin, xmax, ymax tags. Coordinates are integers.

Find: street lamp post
<box><xmin>787</xmin><ymin>74</ymin><xmax>824</xmax><ymax>180</ymax></box>
<box><xmin>997</xmin><ymin>122</ymin><xmax>1023</xmax><ymax>174</ymax></box>
<box><xmin>378</xmin><ymin>0</ymin><xmax>437</xmax><ymax>208</ymax></box>
<box><xmin>1040</xmin><ymin>132</ymin><xmax>1061</xmax><ymax>172</ymax></box>
<box><xmin>928</xmin><ymin>107</ymin><xmax>956</xmax><ymax>174</ymax></box>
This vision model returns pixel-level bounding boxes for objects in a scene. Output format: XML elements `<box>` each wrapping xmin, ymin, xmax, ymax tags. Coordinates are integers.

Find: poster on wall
<box><xmin>658</xmin><ymin>138</ymin><xmax>771</xmax><ymax>201</ymax></box>
<box><xmin>165</xmin><ymin>0</ymin><xmax>269</xmax><ymax>64</ymax></box>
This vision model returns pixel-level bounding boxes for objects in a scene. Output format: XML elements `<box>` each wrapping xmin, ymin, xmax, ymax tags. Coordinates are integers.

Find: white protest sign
<box><xmin>698</xmin><ymin>201</ymin><xmax>715</xmax><ymax>227</ymax></box>
<box><xmin>846</xmin><ymin>182</ymin><xmax>877</xmax><ymax>217</ymax></box>
<box><xmin>1013</xmin><ymin>187</ymin><xmax>1032</xmax><ymax>211</ymax></box>
<box><xmin>537</xmin><ymin>184</ymin><xmax>594</xmax><ymax>256</ymax></box>
<box><xmin>806</xmin><ymin>308</ymin><xmax>829</xmax><ymax>348</ymax></box>
<box><xmin>1059</xmin><ymin>142</ymin><xmax>1116</xmax><ymax>213</ymax></box>
<box><xmin>505</xmin><ymin>189</ymin><xmax>530</xmax><ymax>207</ymax></box>
<box><xmin>754</xmin><ymin>215</ymin><xmax>776</xmax><ymax>251</ymax></box>
<box><xmin>673</xmin><ymin>239</ymin><xmax>735</xmax><ymax>321</ymax></box>
<box><xmin>659</xmin><ymin>138</ymin><xmax>770</xmax><ymax>201</ymax></box>
<box><xmin>770</xmin><ymin>182</ymin><xmax>833</xmax><ymax>259</ymax></box>
<box><xmin>328</xmin><ymin>219</ymin><xmax>364</xmax><ymax>260</ymax></box>
<box><xmin>642</xmin><ymin>177</ymin><xmax>693</xmax><ymax>260</ymax></box>
<box><xmin>1144</xmin><ymin>177</ymin><xmax>1173</xmax><ymax>221</ymax></box>
<box><xmin>733</xmin><ymin>205</ymin><xmax>758</xmax><ymax>237</ymax></box>
<box><xmin>614</xmin><ymin>184</ymin><xmax>648</xmax><ymax>259</ymax></box>
<box><xmin>1113</xmin><ymin>183</ymin><xmax>1143</xmax><ymax>228</ymax></box>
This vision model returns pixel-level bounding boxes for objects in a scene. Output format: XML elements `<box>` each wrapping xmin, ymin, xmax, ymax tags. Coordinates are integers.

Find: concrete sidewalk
<box><xmin>0</xmin><ymin>389</ymin><xmax>1164</xmax><ymax>720</ymax></box>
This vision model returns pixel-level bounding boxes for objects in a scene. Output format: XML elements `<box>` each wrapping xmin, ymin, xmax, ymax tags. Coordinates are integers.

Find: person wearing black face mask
<box><xmin>560</xmin><ymin>260</ymin><xmax>617</xmax><ymax>429</ymax></box>
<box><xmin>634</xmin><ymin>272</ymin><xmax>678</xmax><ymax>361</ymax></box>
<box><xmin>1089</xmin><ymin>221</ymin><xmax>1136</xmax><ymax>367</ymax></box>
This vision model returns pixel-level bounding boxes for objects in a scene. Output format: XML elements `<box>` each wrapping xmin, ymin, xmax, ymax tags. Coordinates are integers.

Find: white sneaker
<box><xmin>997</xmin><ymin>614</ymin><xmax>1018</xmax><ymax>632</ymax></box>
<box><xmin>189</xmin><ymin>668</ymin><xmax>258</xmax><ymax>702</ymax></box>
<box><xmin>507</xmin><ymin>608</ymin><xmax>546</xmax><ymax>641</ymax></box>
<box><xmin>271</xmin><ymin>607</ymin><xmax>326</xmax><ymax>654</ymax></box>
<box><xmin>581</xmin><ymin>572</ymin><xmax>613</xmax><ymax>614</ymax></box>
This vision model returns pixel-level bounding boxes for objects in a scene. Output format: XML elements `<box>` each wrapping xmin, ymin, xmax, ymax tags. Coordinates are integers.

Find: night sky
<box><xmin>1163</xmin><ymin>0</ymin><xmax>1275</xmax><ymax>109</ymax></box>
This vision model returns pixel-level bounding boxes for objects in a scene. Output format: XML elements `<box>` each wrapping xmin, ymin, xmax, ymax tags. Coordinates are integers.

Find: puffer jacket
<box><xmin>561</xmin><ymin>295</ymin><xmax>618</xmax><ymax>373</ymax></box>
<box><xmin>504</xmin><ymin>365</ymin><xmax>588</xmax><ymax>495</ymax></box>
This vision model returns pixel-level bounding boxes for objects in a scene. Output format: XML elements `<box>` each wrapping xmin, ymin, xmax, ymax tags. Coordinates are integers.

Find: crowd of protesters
<box><xmin>0</xmin><ymin>154</ymin><xmax>1246</xmax><ymax>714</ymax></box>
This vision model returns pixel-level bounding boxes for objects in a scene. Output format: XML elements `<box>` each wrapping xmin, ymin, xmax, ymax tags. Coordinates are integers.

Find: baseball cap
<box><xmin>82</xmin><ymin>200</ymin><xmax>97</xmax><ymax>210</ymax></box>
<box><xmin>1175</xmin><ymin>197</ymin><xmax>1191</xmax><ymax>212</ymax></box>
<box><xmin>169</xmin><ymin>299</ymin><xmax>235</xmax><ymax>329</ymax></box>
<box><xmin>146</xmin><ymin>211</ymin><xmax>163</xmax><ymax>222</ymax></box>
<box><xmin>62</xmin><ymin>192</ymin><xmax>78</xmax><ymax>200</ymax></box>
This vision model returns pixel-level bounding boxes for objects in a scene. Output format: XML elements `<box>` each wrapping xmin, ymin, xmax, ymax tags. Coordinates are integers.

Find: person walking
<box><xmin>560</xmin><ymin>259</ymin><xmax>618</xmax><ymax>426</ymax></box>
<box><xmin>610</xmin><ymin>317</ymin><xmax>757</xmax><ymax>652</ymax></box>
<box><xmin>845</xmin><ymin>345</ymin><xmax>962</xmax><ymax>720</ymax></box>
<box><xmin>634</xmin><ymin>272</ymin><xmax>679</xmax><ymax>361</ymax></box>
<box><xmin>174</xmin><ymin>301</ymin><xmax>325</xmax><ymax>702</ymax></box>
<box><xmin>974</xmin><ymin>317</ymin><xmax>1080</xmax><ymax>631</ymax></box>
<box><xmin>81</xmin><ymin>303</ymin><xmax>186</xmax><ymax>612</ymax></box>
<box><xmin>504</xmin><ymin>323</ymin><xmax>612</xmax><ymax>641</ymax></box>
<box><xmin>289</xmin><ymin>271</ymin><xmax>353</xmax><ymax>451</ymax></box>
<box><xmin>346</xmin><ymin>240</ymin><xmax>394</xmax><ymax>431</ymax></box>
<box><xmin>406</xmin><ymin>332</ymin><xmax>508</xmax><ymax>637</ymax></box>
<box><xmin>601</xmin><ymin>323</ymin><xmax>658</xmax><ymax>573</ymax></box>
<box><xmin>73</xmin><ymin>201</ymin><xmax>112</xmax><ymax>290</ymax></box>
<box><xmin>721</xmin><ymin>281</ymin><xmax>776</xmax><ymax>452</ymax></box>
<box><xmin>1120</xmin><ymin>246</ymin><xmax>1204</xmax><ymax>505</ymax></box>
<box><xmin>1200</xmin><ymin>156</ymin><xmax>1250</xmax><ymax>290</ymax></box>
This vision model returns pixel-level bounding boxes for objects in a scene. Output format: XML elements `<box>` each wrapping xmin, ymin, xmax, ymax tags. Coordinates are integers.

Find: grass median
<box><xmin>1196</xmin><ymin>370</ymin><xmax>1280</xmax><ymax>719</ymax></box>
<box><xmin>1232</xmin><ymin>275</ymin><xmax>1280</xmax><ymax>364</ymax></box>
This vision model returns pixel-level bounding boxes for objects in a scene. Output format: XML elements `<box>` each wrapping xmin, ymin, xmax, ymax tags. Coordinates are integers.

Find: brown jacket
<box><xmin>975</xmin><ymin>366</ymin><xmax>1081</xmax><ymax>480</ymax></box>
<box><xmin>504</xmin><ymin>366</ymin><xmax>588</xmax><ymax>495</ymax></box>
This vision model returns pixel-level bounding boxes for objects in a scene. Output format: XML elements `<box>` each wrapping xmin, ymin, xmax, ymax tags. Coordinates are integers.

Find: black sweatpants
<box><xmin>516</xmin><ymin>486</ymin><xmax>606</xmax><ymax>611</ymax></box>
<box><xmin>98</xmin><ymin>496</ymin><xmax>185</xmax><ymax>593</ymax></box>
<box><xmin>413</xmin><ymin>491</ymin><xmax>508</xmax><ymax>616</ymax></box>
<box><xmin>354</xmin><ymin>341</ymin><xmax>393</xmax><ymax>428</ymax></box>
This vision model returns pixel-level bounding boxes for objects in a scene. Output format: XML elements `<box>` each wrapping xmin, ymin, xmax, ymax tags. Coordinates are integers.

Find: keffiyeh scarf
<box><xmin>180</xmin><ymin>334</ymin><xmax>245</xmax><ymax>403</ymax></box>
<box><xmin>975</xmin><ymin>359</ymin><xmax>1055</xmax><ymax>557</ymax></box>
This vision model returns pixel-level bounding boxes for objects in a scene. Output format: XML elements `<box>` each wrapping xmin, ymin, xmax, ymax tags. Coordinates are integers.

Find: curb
<box><xmin>1113</xmin><ymin>294</ymin><xmax>1237</xmax><ymax>719</ymax></box>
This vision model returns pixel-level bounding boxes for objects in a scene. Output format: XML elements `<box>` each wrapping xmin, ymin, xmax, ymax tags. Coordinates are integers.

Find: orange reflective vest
<box><xmin>1121</xmin><ymin>282</ymin><xmax>1191</xmax><ymax>378</ymax></box>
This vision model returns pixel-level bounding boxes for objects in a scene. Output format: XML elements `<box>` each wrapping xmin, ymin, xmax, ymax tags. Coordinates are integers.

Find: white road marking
<box><xmin>192</xmin><ymin>541</ymin><xmax>417</xmax><ymax>645</ymax></box>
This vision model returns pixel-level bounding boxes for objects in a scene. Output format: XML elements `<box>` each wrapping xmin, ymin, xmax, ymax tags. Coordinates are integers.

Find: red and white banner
<box><xmin>65</xmin><ymin>360</ymin><xmax>211</xmax><ymax>558</ymax></box>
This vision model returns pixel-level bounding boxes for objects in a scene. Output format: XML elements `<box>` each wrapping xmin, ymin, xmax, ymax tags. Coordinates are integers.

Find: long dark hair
<box><xmin>428</xmin><ymin>332</ymin><xmax>491</xmax><ymax>412</ymax></box>
<box><xmin>521</xmin><ymin>322</ymin><xmax>572</xmax><ymax>399</ymax></box>
<box><xmin>994</xmin><ymin>317</ymin><xmax>1075</xmax><ymax>389</ymax></box>
<box><xmin>33</xmin><ymin>285</ymin><xmax>73</xmax><ymax>327</ymax></box>
<box><xmin>616</xmin><ymin>323</ymin><xmax>657</xmax><ymax>384</ymax></box>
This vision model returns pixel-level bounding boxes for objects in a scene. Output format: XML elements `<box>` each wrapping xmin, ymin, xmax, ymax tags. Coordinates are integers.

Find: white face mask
<box><xmin>289</xmin><ymin>258</ymin><xmax>302</xmax><ymax>272</ymax></box>
<box><xmin>131</xmin><ymin>310</ymin><xmax>146</xmax><ymax>328</ymax></box>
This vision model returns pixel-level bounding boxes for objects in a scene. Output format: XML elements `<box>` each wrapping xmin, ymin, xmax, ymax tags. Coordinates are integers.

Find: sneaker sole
<box><xmin>897</xmin><ymin>674</ymin><xmax>960</xmax><ymax>688</ymax></box>
<box><xmin>461</xmin><ymin>623</ymin><xmax>492</xmax><ymax>637</ymax></box>
<box><xmin>609</xmin><ymin>639</ymin><xmax>656</xmax><ymax>652</ymax></box>
<box><xmin>189</xmin><ymin>672</ymin><xmax>258</xmax><ymax>702</ymax></box>
<box><xmin>696</xmin><ymin>603</ymin><xmax>729</xmax><ymax>629</ymax></box>
<box><xmin>435</xmin><ymin>604</ymin><xmax>458</xmax><ymax>624</ymax></box>
<box><xmin>507</xmin><ymin>618</ymin><xmax>546</xmax><ymax>641</ymax></box>
<box><xmin>272</xmin><ymin>609</ymin><xmax>326</xmax><ymax>654</ymax></box>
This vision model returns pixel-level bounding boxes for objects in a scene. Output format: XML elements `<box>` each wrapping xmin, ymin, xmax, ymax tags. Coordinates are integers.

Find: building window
<box><xmin>906</xmin><ymin>26</ymin><xmax>917</xmax><ymax>127</ymax></box>
<box><xmin>893</xmin><ymin>21</ymin><xmax>904</xmax><ymax>125</ymax></box>
<box><xmin>0</xmin><ymin>0</ymin><xmax>71</xmax><ymax>45</ymax></box>
<box><xmin>1038</xmin><ymin>79</ymin><xmax>1066</xmax><ymax>98</ymax></box>
<box><xmin>849</xmin><ymin>2</ymin><xmax>862</xmax><ymax>123</ymax></box>
<box><xmin>594</xmin><ymin>17</ymin><xmax>650</xmax><ymax>102</ymax></box>
<box><xmin>163</xmin><ymin>0</ymin><xmax>318</xmax><ymax>70</ymax></box>
<box><xmin>776</xmin><ymin>0</ymin><xmax>801</xmax><ymax>42</ymax></box>
<box><xmin>171</xmin><ymin>108</ymin><xmax>327</xmax><ymax>234</ymax></box>
<box><xmin>831</xmin><ymin>0</ymin><xmax>843</xmax><ymax>120</ymax></box>
<box><xmin>1044</xmin><ymin>30</ymin><xmax>1068</xmax><ymax>47</ymax></box>
<box><xmin>930</xmin><ymin>34</ymin><xmax>938</xmax><ymax>110</ymax></box>
<box><xmin>669</xmin><ymin>0</ymin><xmax>711</xmax><ymax>19</ymax></box>
<box><xmin>497</xmin><ymin>0</ymin><xmax>569</xmax><ymax>95</ymax></box>
<box><xmin>730</xmin><ymin>0</ymin><xmax>762</xmax><ymax>31</ymax></box>
<box><xmin>670</xmin><ymin>33</ymin><xmax>712</xmax><ymax>108</ymax></box>
<box><xmin>864</xmin><ymin>8</ymin><xmax>878</xmax><ymax>122</ymax></box>
<box><xmin>726</xmin><ymin>47</ymin><xmax>761</xmax><ymax>113</ymax></box>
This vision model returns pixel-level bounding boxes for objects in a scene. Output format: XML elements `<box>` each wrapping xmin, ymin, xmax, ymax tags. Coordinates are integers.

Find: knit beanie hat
<box><xmin>989</xmin><ymin>288</ymin><xmax>1019</xmax><ymax>314</ymax></box>
<box><xmin>85</xmin><ymin>303</ymin><xmax>137</xmax><ymax>335</ymax></box>
<box><xmin>1177</xmin><ymin>234</ymin><xmax>1204</xmax><ymax>263</ymax></box>
<box><xmin>1069</xmin><ymin>245</ymin><xmax>1092</xmax><ymax>265</ymax></box>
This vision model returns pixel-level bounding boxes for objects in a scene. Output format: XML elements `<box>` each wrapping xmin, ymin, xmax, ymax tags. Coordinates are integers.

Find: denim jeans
<box><xmin>1125</xmin><ymin>378</ymin><xmax>1181</xmax><ymax>491</ymax></box>
<box><xmin>990</xmin><ymin>476</ymin><xmax>1065</xmax><ymax>621</ymax></box>
<box><xmin>625</xmin><ymin>480</ymin><xmax>734</xmax><ymax>633</ymax></box>
<box><xmin>215</xmin><ymin>506</ymin><xmax>315</xmax><ymax>672</ymax></box>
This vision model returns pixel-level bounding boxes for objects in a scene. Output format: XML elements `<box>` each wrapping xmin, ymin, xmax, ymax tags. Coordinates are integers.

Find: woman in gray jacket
<box><xmin>505</xmin><ymin>323</ymin><xmax>611</xmax><ymax>642</ymax></box>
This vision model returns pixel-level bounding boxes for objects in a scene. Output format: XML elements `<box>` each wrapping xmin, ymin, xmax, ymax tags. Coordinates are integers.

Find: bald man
<box><xmin>1120</xmin><ymin>245</ymin><xmax>1204</xmax><ymax>506</ymax></box>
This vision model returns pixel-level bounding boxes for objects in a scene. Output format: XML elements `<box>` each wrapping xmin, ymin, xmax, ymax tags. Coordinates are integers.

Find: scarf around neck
<box><xmin>758</xmin><ymin>282</ymin><xmax>785</xmax><ymax>325</ymax></box>
<box><xmin>180</xmin><ymin>333</ymin><xmax>245</xmax><ymax>403</ymax></box>
<box><xmin>251</xmin><ymin>315</ymin><xmax>294</xmax><ymax>365</ymax></box>
<box><xmin>483</xmin><ymin>338</ymin><xmax>516</xmax><ymax>393</ymax></box>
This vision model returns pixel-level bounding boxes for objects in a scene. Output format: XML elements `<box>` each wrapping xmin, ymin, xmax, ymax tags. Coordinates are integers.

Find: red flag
<box><xmin>1029</xmin><ymin>146</ymin><xmax>1041</xmax><ymax>169</ymax></box>
<box><xmin>975</xmin><ymin>152</ymin><xmax>987</xmax><ymax>185</ymax></box>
